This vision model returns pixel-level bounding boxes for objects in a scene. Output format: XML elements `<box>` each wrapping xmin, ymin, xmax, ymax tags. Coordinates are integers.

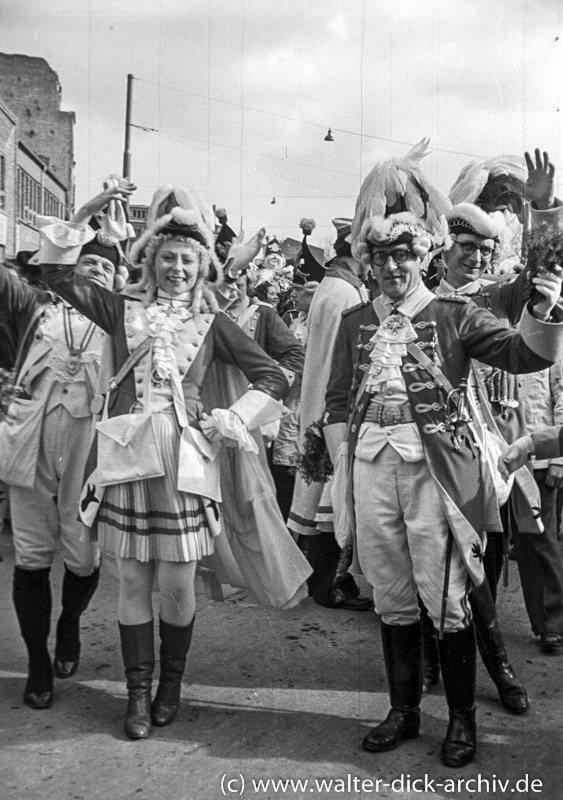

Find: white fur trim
<box><xmin>447</xmin><ymin>203</ymin><xmax>502</xmax><ymax>240</ymax></box>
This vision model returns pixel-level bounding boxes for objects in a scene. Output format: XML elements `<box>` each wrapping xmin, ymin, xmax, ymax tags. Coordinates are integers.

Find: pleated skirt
<box><xmin>95</xmin><ymin>409</ymin><xmax>217</xmax><ymax>562</ymax></box>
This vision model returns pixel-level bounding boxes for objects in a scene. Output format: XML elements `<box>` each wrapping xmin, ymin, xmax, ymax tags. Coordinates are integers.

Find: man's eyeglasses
<box><xmin>371</xmin><ymin>249</ymin><xmax>412</xmax><ymax>267</ymax></box>
<box><xmin>454</xmin><ymin>241</ymin><xmax>494</xmax><ymax>260</ymax></box>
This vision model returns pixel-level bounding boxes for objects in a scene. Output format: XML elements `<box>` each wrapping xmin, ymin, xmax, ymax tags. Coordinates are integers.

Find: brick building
<box><xmin>0</xmin><ymin>53</ymin><xmax>74</xmax><ymax>259</ymax></box>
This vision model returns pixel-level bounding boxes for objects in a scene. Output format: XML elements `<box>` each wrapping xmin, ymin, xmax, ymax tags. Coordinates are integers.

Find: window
<box><xmin>43</xmin><ymin>187</ymin><xmax>63</xmax><ymax>218</ymax></box>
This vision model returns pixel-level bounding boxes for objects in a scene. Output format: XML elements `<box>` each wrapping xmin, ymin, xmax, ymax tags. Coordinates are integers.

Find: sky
<box><xmin>0</xmin><ymin>0</ymin><xmax>562</xmax><ymax>250</ymax></box>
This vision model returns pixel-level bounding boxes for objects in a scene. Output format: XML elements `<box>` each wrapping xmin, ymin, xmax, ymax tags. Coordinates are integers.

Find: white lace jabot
<box><xmin>145</xmin><ymin>298</ymin><xmax>193</xmax><ymax>382</ymax></box>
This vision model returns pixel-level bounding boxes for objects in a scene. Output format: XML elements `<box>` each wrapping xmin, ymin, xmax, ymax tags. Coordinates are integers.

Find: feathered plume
<box><xmin>449</xmin><ymin>155</ymin><xmax>527</xmax><ymax>205</ymax></box>
<box><xmin>351</xmin><ymin>138</ymin><xmax>452</xmax><ymax>252</ymax></box>
<box><xmin>223</xmin><ymin>228</ymin><xmax>267</xmax><ymax>275</ymax></box>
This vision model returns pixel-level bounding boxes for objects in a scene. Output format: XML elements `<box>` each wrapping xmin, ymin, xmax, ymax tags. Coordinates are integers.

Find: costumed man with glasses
<box><xmin>424</xmin><ymin>203</ymin><xmax>532</xmax><ymax>715</ymax></box>
<box><xmin>435</xmin><ymin>151</ymin><xmax>563</xmax><ymax>658</ymax></box>
<box><xmin>324</xmin><ymin>206</ymin><xmax>563</xmax><ymax>767</ymax></box>
<box><xmin>0</xmin><ymin>179</ymin><xmax>132</xmax><ymax>710</ymax></box>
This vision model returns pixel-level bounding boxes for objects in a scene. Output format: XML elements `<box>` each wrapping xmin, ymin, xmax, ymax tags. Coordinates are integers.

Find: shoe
<box><xmin>119</xmin><ymin>621</ymin><xmax>155</xmax><ymax>740</ymax></box>
<box><xmin>362</xmin><ymin>708</ymin><xmax>420</xmax><ymax>752</ymax></box>
<box><xmin>470</xmin><ymin>580</ymin><xmax>528</xmax><ymax>714</ymax></box>
<box><xmin>24</xmin><ymin>690</ymin><xmax>53</xmax><ymax>710</ymax></box>
<box><xmin>540</xmin><ymin>633</ymin><xmax>563</xmax><ymax>651</ymax></box>
<box><xmin>437</xmin><ymin>625</ymin><xmax>477</xmax><ymax>769</ymax></box>
<box><xmin>54</xmin><ymin>659</ymin><xmax>80</xmax><ymax>679</ymax></box>
<box><xmin>54</xmin><ymin>565</ymin><xmax>100</xmax><ymax>680</ymax></box>
<box><xmin>13</xmin><ymin>567</ymin><xmax>54</xmax><ymax>704</ymax></box>
<box><xmin>363</xmin><ymin>621</ymin><xmax>422</xmax><ymax>753</ymax></box>
<box><xmin>493</xmin><ymin>664</ymin><xmax>528</xmax><ymax>714</ymax></box>
<box><xmin>440</xmin><ymin>708</ymin><xmax>476</xmax><ymax>768</ymax></box>
<box><xmin>338</xmin><ymin>596</ymin><xmax>374</xmax><ymax>611</ymax></box>
<box><xmin>125</xmin><ymin>694</ymin><xmax>152</xmax><ymax>740</ymax></box>
<box><xmin>151</xmin><ymin>617</ymin><xmax>194</xmax><ymax>727</ymax></box>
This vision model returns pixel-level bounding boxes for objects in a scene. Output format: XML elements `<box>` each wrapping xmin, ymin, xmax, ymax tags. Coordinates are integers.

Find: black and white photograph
<box><xmin>0</xmin><ymin>1</ymin><xmax>562</xmax><ymax>798</ymax></box>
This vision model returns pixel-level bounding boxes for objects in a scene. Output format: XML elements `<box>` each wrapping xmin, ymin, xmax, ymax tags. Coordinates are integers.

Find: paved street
<box><xmin>1</xmin><ymin>524</ymin><xmax>562</xmax><ymax>800</ymax></box>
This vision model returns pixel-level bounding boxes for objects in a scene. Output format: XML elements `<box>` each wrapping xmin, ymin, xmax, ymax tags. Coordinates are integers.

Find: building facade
<box><xmin>0</xmin><ymin>53</ymin><xmax>74</xmax><ymax>259</ymax></box>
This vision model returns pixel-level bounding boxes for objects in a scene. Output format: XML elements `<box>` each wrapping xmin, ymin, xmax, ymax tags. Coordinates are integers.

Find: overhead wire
<box><xmin>133</xmin><ymin>75</ymin><xmax>489</xmax><ymax>161</ymax></box>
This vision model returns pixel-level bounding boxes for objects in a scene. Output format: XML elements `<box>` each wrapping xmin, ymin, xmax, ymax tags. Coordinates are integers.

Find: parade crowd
<box><xmin>1</xmin><ymin>140</ymin><xmax>563</xmax><ymax>770</ymax></box>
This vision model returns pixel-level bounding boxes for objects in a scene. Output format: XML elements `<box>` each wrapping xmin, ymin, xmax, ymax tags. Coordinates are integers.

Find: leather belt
<box><xmin>363</xmin><ymin>401</ymin><xmax>415</xmax><ymax>426</ymax></box>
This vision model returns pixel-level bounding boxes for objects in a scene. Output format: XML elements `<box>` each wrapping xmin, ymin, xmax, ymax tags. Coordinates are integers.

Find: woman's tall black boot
<box><xmin>437</xmin><ymin>624</ymin><xmax>477</xmax><ymax>768</ymax></box>
<box><xmin>151</xmin><ymin>617</ymin><xmax>194</xmax><ymax>726</ymax></box>
<box><xmin>362</xmin><ymin>621</ymin><xmax>422</xmax><ymax>752</ymax></box>
<box><xmin>118</xmin><ymin>621</ymin><xmax>155</xmax><ymax>740</ymax></box>
<box><xmin>12</xmin><ymin>566</ymin><xmax>53</xmax><ymax>709</ymax></box>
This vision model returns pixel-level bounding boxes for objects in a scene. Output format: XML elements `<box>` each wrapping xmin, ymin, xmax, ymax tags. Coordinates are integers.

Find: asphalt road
<box><xmin>1</xmin><ymin>524</ymin><xmax>562</xmax><ymax>800</ymax></box>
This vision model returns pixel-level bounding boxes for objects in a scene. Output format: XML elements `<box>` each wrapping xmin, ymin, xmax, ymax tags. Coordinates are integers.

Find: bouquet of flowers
<box><xmin>0</xmin><ymin>368</ymin><xmax>17</xmax><ymax>421</ymax></box>
<box><xmin>299</xmin><ymin>218</ymin><xmax>316</xmax><ymax>236</ymax></box>
<box><xmin>291</xmin><ymin>419</ymin><xmax>334</xmax><ymax>484</ymax></box>
<box><xmin>524</xmin><ymin>227</ymin><xmax>563</xmax><ymax>306</ymax></box>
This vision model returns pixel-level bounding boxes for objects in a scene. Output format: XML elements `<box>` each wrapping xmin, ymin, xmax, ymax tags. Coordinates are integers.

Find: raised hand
<box><xmin>72</xmin><ymin>180</ymin><xmax>137</xmax><ymax>225</ymax></box>
<box><xmin>524</xmin><ymin>148</ymin><xmax>555</xmax><ymax>210</ymax></box>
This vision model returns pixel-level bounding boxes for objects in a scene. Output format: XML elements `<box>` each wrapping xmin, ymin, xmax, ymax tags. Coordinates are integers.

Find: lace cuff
<box><xmin>229</xmin><ymin>389</ymin><xmax>287</xmax><ymax>429</ymax></box>
<box><xmin>209</xmin><ymin>409</ymin><xmax>259</xmax><ymax>453</ymax></box>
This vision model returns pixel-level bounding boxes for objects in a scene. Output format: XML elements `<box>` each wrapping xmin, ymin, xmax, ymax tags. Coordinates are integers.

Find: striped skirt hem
<box><xmin>93</xmin><ymin>409</ymin><xmax>217</xmax><ymax>562</ymax></box>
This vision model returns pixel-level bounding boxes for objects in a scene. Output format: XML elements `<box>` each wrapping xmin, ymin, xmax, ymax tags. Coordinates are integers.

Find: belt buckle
<box><xmin>381</xmin><ymin>404</ymin><xmax>402</xmax><ymax>426</ymax></box>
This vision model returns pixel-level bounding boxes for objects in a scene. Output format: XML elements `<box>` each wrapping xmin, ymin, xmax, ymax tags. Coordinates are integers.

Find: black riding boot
<box><xmin>151</xmin><ymin>617</ymin><xmax>194</xmax><ymax>726</ymax></box>
<box><xmin>12</xmin><ymin>566</ymin><xmax>53</xmax><ymax>709</ymax></box>
<box><xmin>437</xmin><ymin>624</ymin><xmax>477</xmax><ymax>768</ymax></box>
<box><xmin>119</xmin><ymin>621</ymin><xmax>155</xmax><ymax>740</ymax></box>
<box><xmin>54</xmin><ymin>564</ymin><xmax>101</xmax><ymax>679</ymax></box>
<box><xmin>362</xmin><ymin>621</ymin><xmax>422</xmax><ymax>752</ymax></box>
<box><xmin>470</xmin><ymin>580</ymin><xmax>528</xmax><ymax>715</ymax></box>
<box><xmin>420</xmin><ymin>601</ymin><xmax>440</xmax><ymax>695</ymax></box>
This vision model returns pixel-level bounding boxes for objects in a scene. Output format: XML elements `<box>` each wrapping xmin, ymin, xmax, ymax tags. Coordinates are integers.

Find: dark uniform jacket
<box><xmin>325</xmin><ymin>294</ymin><xmax>563</xmax><ymax>584</ymax></box>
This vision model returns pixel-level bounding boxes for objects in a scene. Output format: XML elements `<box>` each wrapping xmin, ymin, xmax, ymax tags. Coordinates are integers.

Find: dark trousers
<box><xmin>488</xmin><ymin>472</ymin><xmax>563</xmax><ymax>636</ymax></box>
<box><xmin>269</xmin><ymin>463</ymin><xmax>296</xmax><ymax>524</ymax></box>
<box><xmin>298</xmin><ymin>531</ymin><xmax>359</xmax><ymax>606</ymax></box>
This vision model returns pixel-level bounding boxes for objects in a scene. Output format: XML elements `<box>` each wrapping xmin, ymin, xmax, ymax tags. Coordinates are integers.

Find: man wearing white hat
<box><xmin>437</xmin><ymin>193</ymin><xmax>563</xmax><ymax>660</ymax></box>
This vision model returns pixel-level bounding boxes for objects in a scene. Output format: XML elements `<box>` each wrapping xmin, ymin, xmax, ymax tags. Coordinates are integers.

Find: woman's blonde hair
<box><xmin>127</xmin><ymin>207</ymin><xmax>221</xmax><ymax>313</ymax></box>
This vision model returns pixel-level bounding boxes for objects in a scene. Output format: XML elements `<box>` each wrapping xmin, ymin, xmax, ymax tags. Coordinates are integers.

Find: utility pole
<box><xmin>123</xmin><ymin>74</ymin><xmax>134</xmax><ymax>179</ymax></box>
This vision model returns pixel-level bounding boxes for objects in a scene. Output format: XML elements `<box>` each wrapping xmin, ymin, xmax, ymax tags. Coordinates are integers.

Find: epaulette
<box><xmin>341</xmin><ymin>300</ymin><xmax>370</xmax><ymax>318</ymax></box>
<box><xmin>436</xmin><ymin>293</ymin><xmax>471</xmax><ymax>304</ymax></box>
